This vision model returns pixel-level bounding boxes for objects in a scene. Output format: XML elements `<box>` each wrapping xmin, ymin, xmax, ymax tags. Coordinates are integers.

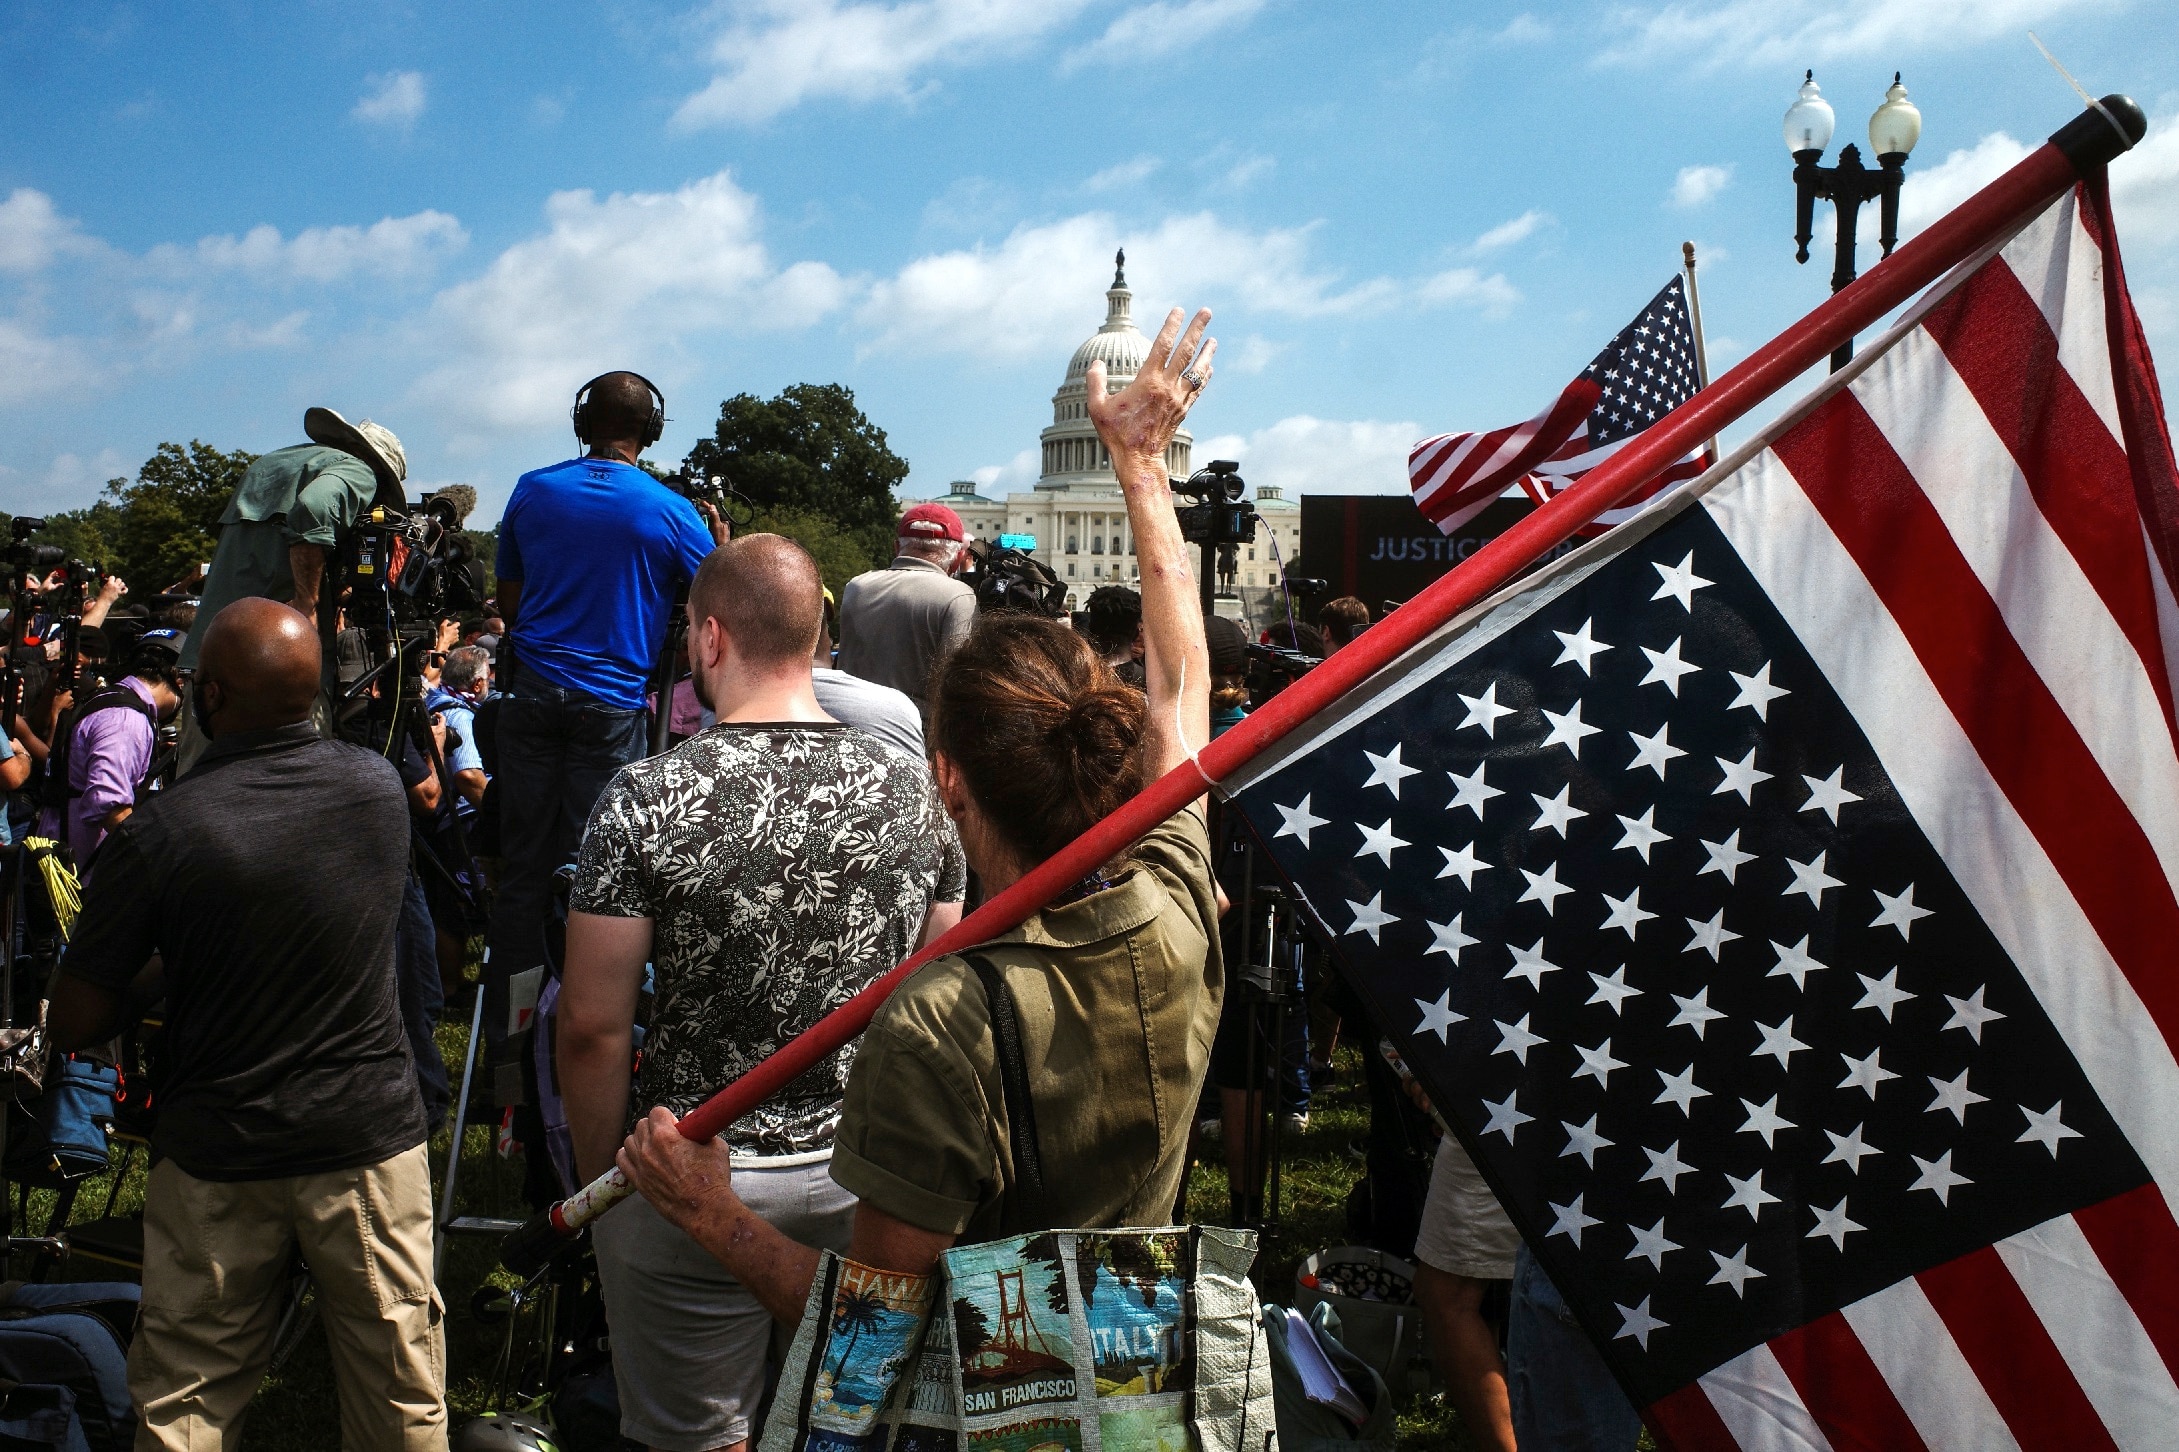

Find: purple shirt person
<box><xmin>65</xmin><ymin>675</ymin><xmax>170</xmax><ymax>866</ymax></box>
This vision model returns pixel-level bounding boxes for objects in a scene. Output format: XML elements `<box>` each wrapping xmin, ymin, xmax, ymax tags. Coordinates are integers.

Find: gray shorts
<box><xmin>592</xmin><ymin>1152</ymin><xmax>857</xmax><ymax>1450</ymax></box>
<box><xmin>1414</xmin><ymin>1137</ymin><xmax>1519</xmax><ymax>1280</ymax></box>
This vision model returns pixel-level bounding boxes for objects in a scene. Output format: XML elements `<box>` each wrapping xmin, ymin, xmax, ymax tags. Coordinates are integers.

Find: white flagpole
<box><xmin>1683</xmin><ymin>240</ymin><xmax>1720</xmax><ymax>465</ymax></box>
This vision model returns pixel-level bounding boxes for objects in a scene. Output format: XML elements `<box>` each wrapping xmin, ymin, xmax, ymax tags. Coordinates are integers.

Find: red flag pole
<box><xmin>503</xmin><ymin>96</ymin><xmax>2145</xmax><ymax>1274</ymax></box>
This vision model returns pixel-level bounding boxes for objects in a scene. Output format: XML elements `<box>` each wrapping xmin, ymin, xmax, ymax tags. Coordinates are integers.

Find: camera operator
<box><xmin>421</xmin><ymin>645</ymin><xmax>491</xmax><ymax>993</ymax></box>
<box><xmin>488</xmin><ymin>371</ymin><xmax>726</xmax><ymax>1045</ymax></box>
<box><xmin>835</xmin><ymin>502</ymin><xmax>976</xmax><ymax>722</ymax></box>
<box><xmin>48</xmin><ymin>598</ymin><xmax>445</xmax><ymax>1451</ymax></box>
<box><xmin>51</xmin><ymin>627</ymin><xmax>186</xmax><ymax>868</ymax></box>
<box><xmin>177</xmin><ymin>406</ymin><xmax>408</xmax><ymax>769</ymax></box>
<box><xmin>615</xmin><ymin>304</ymin><xmax>1220</xmax><ymax>1330</ymax></box>
<box><xmin>558</xmin><ymin>534</ymin><xmax>964</xmax><ymax>1452</ymax></box>
<box><xmin>1082</xmin><ymin>583</ymin><xmax>1147</xmax><ymax>688</ymax></box>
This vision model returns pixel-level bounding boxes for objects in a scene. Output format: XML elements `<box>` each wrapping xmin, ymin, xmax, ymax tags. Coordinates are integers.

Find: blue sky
<box><xmin>2</xmin><ymin>0</ymin><xmax>2173</xmax><ymax>528</ymax></box>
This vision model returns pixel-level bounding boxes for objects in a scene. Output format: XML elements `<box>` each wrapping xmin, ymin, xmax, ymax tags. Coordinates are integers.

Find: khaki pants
<box><xmin>131</xmin><ymin>1144</ymin><xmax>447</xmax><ymax>1452</ymax></box>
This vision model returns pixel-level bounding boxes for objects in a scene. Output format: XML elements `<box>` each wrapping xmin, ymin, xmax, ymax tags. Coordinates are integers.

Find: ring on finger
<box><xmin>1181</xmin><ymin>368</ymin><xmax>1205</xmax><ymax>391</ymax></box>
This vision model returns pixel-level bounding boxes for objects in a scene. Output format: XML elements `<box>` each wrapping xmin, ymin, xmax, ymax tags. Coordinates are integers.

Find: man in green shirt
<box><xmin>180</xmin><ymin>408</ymin><xmax>407</xmax><ymax>673</ymax></box>
<box><xmin>178</xmin><ymin>409</ymin><xmax>406</xmax><ymax>768</ymax></box>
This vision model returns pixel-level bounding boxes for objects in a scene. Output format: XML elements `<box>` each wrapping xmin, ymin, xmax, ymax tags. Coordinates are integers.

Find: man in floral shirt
<box><xmin>559</xmin><ymin>534</ymin><xmax>965</xmax><ymax>1452</ymax></box>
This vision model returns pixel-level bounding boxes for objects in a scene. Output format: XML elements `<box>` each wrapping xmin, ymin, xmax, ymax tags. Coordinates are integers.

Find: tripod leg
<box><xmin>435</xmin><ymin>983</ymin><xmax>489</xmax><ymax>1277</ymax></box>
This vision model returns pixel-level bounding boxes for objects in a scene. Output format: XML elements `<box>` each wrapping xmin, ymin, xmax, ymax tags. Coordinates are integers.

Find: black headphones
<box><xmin>571</xmin><ymin>372</ymin><xmax>666</xmax><ymax>448</ymax></box>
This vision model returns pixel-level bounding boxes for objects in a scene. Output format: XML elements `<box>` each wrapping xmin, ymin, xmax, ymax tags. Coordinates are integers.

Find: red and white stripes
<box><xmin>1660</xmin><ymin>184</ymin><xmax>2179</xmax><ymax>1452</ymax></box>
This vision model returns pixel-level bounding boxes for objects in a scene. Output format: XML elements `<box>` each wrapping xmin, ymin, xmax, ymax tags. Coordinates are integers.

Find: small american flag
<box><xmin>1235</xmin><ymin>181</ymin><xmax>2179</xmax><ymax>1448</ymax></box>
<box><xmin>1410</xmin><ymin>276</ymin><xmax>1711</xmax><ymax>536</ymax></box>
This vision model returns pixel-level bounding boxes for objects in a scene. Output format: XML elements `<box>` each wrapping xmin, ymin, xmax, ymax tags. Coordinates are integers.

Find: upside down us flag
<box><xmin>1227</xmin><ymin>179</ymin><xmax>2179</xmax><ymax>1450</ymax></box>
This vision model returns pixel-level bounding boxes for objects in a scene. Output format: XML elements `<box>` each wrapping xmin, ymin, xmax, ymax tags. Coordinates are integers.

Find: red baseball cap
<box><xmin>898</xmin><ymin>502</ymin><xmax>965</xmax><ymax>542</ymax></box>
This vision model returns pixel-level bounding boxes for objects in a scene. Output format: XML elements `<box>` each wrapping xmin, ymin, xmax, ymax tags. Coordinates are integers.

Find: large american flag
<box><xmin>1231</xmin><ymin>181</ymin><xmax>2179</xmax><ymax>1448</ymax></box>
<box><xmin>1409</xmin><ymin>276</ymin><xmax>1712</xmax><ymax>535</ymax></box>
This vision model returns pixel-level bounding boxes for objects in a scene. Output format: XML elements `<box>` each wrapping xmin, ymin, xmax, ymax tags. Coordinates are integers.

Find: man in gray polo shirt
<box><xmin>836</xmin><ymin>501</ymin><xmax>976</xmax><ymax>720</ymax></box>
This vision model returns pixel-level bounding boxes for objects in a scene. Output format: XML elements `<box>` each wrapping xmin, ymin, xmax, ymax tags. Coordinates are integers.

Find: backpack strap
<box><xmin>964</xmin><ymin>953</ymin><xmax>1046</xmax><ymax>1222</ymax></box>
<box><xmin>45</xmin><ymin>688</ymin><xmax>159</xmax><ymax>812</ymax></box>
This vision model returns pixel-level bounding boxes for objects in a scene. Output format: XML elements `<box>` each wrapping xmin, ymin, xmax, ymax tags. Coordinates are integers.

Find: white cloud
<box><xmin>1191</xmin><ymin>416</ymin><xmax>1421</xmax><ymax>496</ymax></box>
<box><xmin>1899</xmin><ymin>110</ymin><xmax>2179</xmax><ymax>243</ymax></box>
<box><xmin>859</xmin><ymin>210</ymin><xmax>1402</xmax><ymax>359</ymax></box>
<box><xmin>1471</xmin><ymin>209</ymin><xmax>1550</xmax><ymax>254</ymax></box>
<box><xmin>1670</xmin><ymin>164</ymin><xmax>1733</xmax><ymax>208</ymax></box>
<box><xmin>0</xmin><ymin>189</ymin><xmax>92</xmax><ymax>273</ymax></box>
<box><xmin>673</xmin><ymin>0</ymin><xmax>1093</xmax><ymax>129</ymax></box>
<box><xmin>0</xmin><ymin>322</ymin><xmax>99</xmax><ymax>404</ymax></box>
<box><xmin>1417</xmin><ymin>266</ymin><xmax>1520</xmax><ymax>316</ymax></box>
<box><xmin>8</xmin><ymin>448</ymin><xmax>129</xmax><ymax>513</ymax></box>
<box><xmin>1494</xmin><ymin>13</ymin><xmax>1550</xmax><ymax>43</ymax></box>
<box><xmin>1216</xmin><ymin>153</ymin><xmax>1276</xmax><ymax>190</ymax></box>
<box><xmin>159</xmin><ymin>211</ymin><xmax>469</xmax><ymax>284</ymax></box>
<box><xmin>1083</xmin><ymin>157</ymin><xmax>1162</xmax><ymax>193</ymax></box>
<box><xmin>1062</xmin><ymin>0</ymin><xmax>1266</xmax><ymax>71</ymax></box>
<box><xmin>1599</xmin><ymin>0</ymin><xmax>2104</xmax><ymax>68</ymax></box>
<box><xmin>1896</xmin><ymin>131</ymin><xmax>2031</xmax><ymax>236</ymax></box>
<box><xmin>2110</xmin><ymin>108</ymin><xmax>2179</xmax><ymax>248</ymax></box>
<box><xmin>354</xmin><ymin>70</ymin><xmax>427</xmax><ymax>130</ymax></box>
<box><xmin>971</xmin><ymin>448</ymin><xmax>1041</xmax><ymax>492</ymax></box>
<box><xmin>412</xmin><ymin>171</ymin><xmax>850</xmax><ymax>434</ymax></box>
<box><xmin>1224</xmin><ymin>334</ymin><xmax>1283</xmax><ymax>374</ymax></box>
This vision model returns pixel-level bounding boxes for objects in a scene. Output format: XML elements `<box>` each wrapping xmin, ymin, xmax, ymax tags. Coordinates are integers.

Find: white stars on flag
<box><xmin>1505</xmin><ymin>941</ymin><xmax>1564</xmax><ymax>990</ymax></box>
<box><xmin>1412</xmin><ymin>990</ymin><xmax>1466</xmax><ymax>1043</ymax></box>
<box><xmin>1626</xmin><ymin>722</ymin><xmax>1687</xmax><ymax>779</ymax></box>
<box><xmin>1426</xmin><ymin>915</ymin><xmax>1478</xmax><ymax>960</ymax></box>
<box><xmin>1437</xmin><ymin>843</ymin><xmax>1490</xmax><ymax>887</ymax></box>
<box><xmin>1457</xmin><ymin>681</ymin><xmax>1518</xmax><ymax>737</ymax></box>
<box><xmin>1482</xmin><ymin>1090</ymin><xmax>1533</xmax><ymax>1142</ymax></box>
<box><xmin>1808</xmin><ymin>1198</ymin><xmax>1866</xmax><ymax>1250</ymax></box>
<box><xmin>1553</xmin><ymin>618</ymin><xmax>1613</xmax><ymax>674</ymax></box>
<box><xmin>1782</xmin><ymin>850</ymin><xmax>1844</xmax><ymax>907</ymax></box>
<box><xmin>1942</xmin><ymin>986</ymin><xmax>2006</xmax><ymax>1043</ymax></box>
<box><xmin>1615</xmin><ymin>1297</ymin><xmax>1668</xmax><ymax>1350</ymax></box>
<box><xmin>1518</xmin><ymin>862</ymin><xmax>1576</xmax><ymax>915</ymax></box>
<box><xmin>1697</xmin><ymin>829</ymin><xmax>1755</xmax><ymax>884</ymax></box>
<box><xmin>1726</xmin><ymin>661</ymin><xmax>1790</xmax><ymax>720</ymax></box>
<box><xmin>1627</xmin><ymin>1218</ymin><xmax>1682</xmax><ymax>1271</ymax></box>
<box><xmin>1651</xmin><ymin>551</ymin><xmax>1713</xmax><ymax>611</ymax></box>
<box><xmin>1926</xmin><ymin>1068</ymin><xmax>1988</xmax><ymax>1125</ymax></box>
<box><xmin>1707</xmin><ymin>1245</ymin><xmax>1766</xmax><ymax>1298</ymax></box>
<box><xmin>1682</xmin><ymin>909</ymin><xmax>1740</xmax><ymax>961</ymax></box>
<box><xmin>1712</xmin><ymin>747</ymin><xmax>1772</xmax><ymax>803</ymax></box>
<box><xmin>1871</xmin><ymin>883</ymin><xmax>1933</xmax><ymax>940</ymax></box>
<box><xmin>1446</xmin><ymin>763</ymin><xmax>1502</xmax><ymax>819</ymax></box>
<box><xmin>1639</xmin><ymin>638</ymin><xmax>1701</xmax><ymax>696</ymax></box>
<box><xmin>1548</xmin><ymin>1193</ymin><xmax>1603</xmax><ymax>1247</ymax></box>
<box><xmin>1751</xmin><ymin>1014</ymin><xmax>1811</xmax><ymax>1069</ymax></box>
<box><xmin>1361</xmin><ymin>744</ymin><xmax>1422</xmax><ymax>798</ymax></box>
<box><xmin>1853</xmin><ymin>968</ymin><xmax>1915</xmax><ymax>1022</ymax></box>
<box><xmin>1344</xmin><ymin>893</ymin><xmax>1398</xmax><ymax>944</ymax></box>
<box><xmin>1600</xmin><ymin>887</ymin><xmax>1658</xmax><ymax>939</ymax></box>
<box><xmin>1799</xmin><ymin>766</ymin><xmax>1862</xmax><ymax>824</ymax></box>
<box><xmin>1541</xmin><ymin>701</ymin><xmax>1603</xmax><ymax>756</ymax></box>
<box><xmin>2017</xmin><ymin>1102</ymin><xmax>2082</xmax><ymax>1157</ymax></box>
<box><xmin>1273</xmin><ymin>794</ymin><xmax>1328</xmax><ymax>848</ymax></box>
<box><xmin>1909</xmin><ymin>1150</ymin><xmax>1972</xmax><ymax>1205</ymax></box>
<box><xmin>1614</xmin><ymin>807</ymin><xmax>1671</xmax><ymax>863</ymax></box>
<box><xmin>1529</xmin><ymin>783</ymin><xmax>1588</xmax><ymax>837</ymax></box>
<box><xmin>1355</xmin><ymin>819</ymin><xmax>1410</xmax><ymax>867</ymax></box>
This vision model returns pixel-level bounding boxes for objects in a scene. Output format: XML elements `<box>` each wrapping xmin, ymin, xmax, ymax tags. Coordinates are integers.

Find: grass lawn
<box><xmin>16</xmin><ymin>1011</ymin><xmax>1524</xmax><ymax>1449</ymax></box>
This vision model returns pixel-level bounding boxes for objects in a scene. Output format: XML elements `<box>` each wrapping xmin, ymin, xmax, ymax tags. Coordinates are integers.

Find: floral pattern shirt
<box><xmin>574</xmin><ymin>722</ymin><xmax>967</xmax><ymax>1156</ymax></box>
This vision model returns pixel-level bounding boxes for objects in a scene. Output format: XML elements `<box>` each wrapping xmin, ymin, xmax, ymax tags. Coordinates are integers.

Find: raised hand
<box><xmin>1085</xmin><ymin>306</ymin><xmax>1215</xmax><ymax>489</ymax></box>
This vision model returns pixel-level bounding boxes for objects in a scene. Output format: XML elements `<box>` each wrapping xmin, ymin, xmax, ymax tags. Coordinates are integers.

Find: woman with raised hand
<box><xmin>616</xmin><ymin>305</ymin><xmax>1221</xmax><ymax>1312</ymax></box>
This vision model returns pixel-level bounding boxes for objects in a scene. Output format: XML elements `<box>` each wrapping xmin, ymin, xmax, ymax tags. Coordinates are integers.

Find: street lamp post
<box><xmin>1786</xmin><ymin>71</ymin><xmax>1922</xmax><ymax>370</ymax></box>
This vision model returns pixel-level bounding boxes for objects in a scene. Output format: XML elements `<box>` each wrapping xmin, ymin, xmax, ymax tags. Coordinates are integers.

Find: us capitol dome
<box><xmin>935</xmin><ymin>250</ymin><xmax>1299</xmax><ymax>615</ymax></box>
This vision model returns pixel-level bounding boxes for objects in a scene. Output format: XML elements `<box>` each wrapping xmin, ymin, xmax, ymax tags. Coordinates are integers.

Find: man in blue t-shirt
<box><xmin>489</xmin><ymin>371</ymin><xmax>726</xmax><ymax>1042</ymax></box>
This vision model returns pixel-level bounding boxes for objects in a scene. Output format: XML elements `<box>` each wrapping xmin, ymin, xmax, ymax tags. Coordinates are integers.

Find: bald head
<box><xmin>581</xmin><ymin>371</ymin><xmax>659</xmax><ymax>447</ymax></box>
<box><xmin>690</xmin><ymin>534</ymin><xmax>822</xmax><ymax>668</ymax></box>
<box><xmin>197</xmin><ymin>598</ymin><xmax>321</xmax><ymax>736</ymax></box>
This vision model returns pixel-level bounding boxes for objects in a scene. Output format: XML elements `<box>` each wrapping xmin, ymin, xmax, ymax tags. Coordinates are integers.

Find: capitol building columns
<box><xmin>933</xmin><ymin>250</ymin><xmax>1300</xmax><ymax>617</ymax></box>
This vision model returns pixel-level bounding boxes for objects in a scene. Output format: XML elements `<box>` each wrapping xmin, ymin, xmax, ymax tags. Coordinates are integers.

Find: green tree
<box><xmin>682</xmin><ymin>384</ymin><xmax>907</xmax><ymax>583</ymax></box>
<box><xmin>0</xmin><ymin>441</ymin><xmax>254</xmax><ymax>599</ymax></box>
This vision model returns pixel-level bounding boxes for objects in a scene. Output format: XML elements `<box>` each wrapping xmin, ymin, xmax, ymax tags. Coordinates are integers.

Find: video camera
<box><xmin>349</xmin><ymin>497</ymin><xmax>486</xmax><ymax>633</ymax></box>
<box><xmin>960</xmin><ymin>538</ymin><xmax>1068</xmax><ymax>619</ymax></box>
<box><xmin>659</xmin><ymin>471</ymin><xmax>757</xmax><ymax>531</ymax></box>
<box><xmin>1173</xmin><ymin>460</ymin><xmax>1260</xmax><ymax>551</ymax></box>
<box><xmin>6</xmin><ymin>518</ymin><xmax>105</xmax><ymax>604</ymax></box>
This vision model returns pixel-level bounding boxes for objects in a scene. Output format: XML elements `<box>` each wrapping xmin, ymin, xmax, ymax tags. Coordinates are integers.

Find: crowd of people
<box><xmin>3</xmin><ymin>306</ymin><xmax>1628</xmax><ymax>1452</ymax></box>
